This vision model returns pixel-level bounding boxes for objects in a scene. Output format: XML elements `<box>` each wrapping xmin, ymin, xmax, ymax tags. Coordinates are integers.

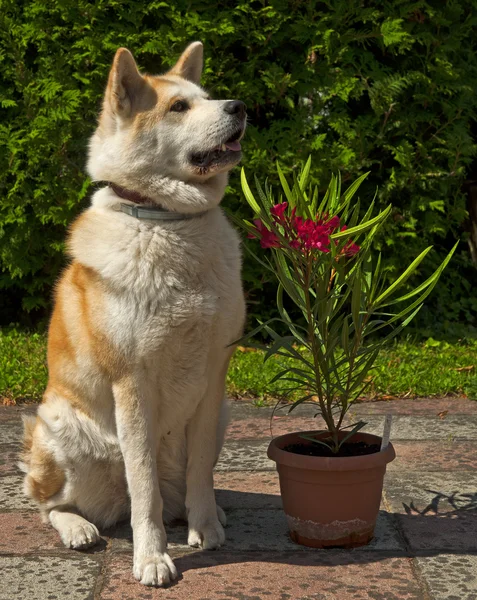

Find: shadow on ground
<box><xmin>107</xmin><ymin>487</ymin><xmax>477</xmax><ymax>577</ymax></box>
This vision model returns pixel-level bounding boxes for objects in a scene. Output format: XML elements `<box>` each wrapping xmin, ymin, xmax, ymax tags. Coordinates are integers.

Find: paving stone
<box><xmin>353</xmin><ymin>415</ymin><xmax>477</xmax><ymax>440</ymax></box>
<box><xmin>384</xmin><ymin>471</ymin><xmax>477</xmax><ymax>514</ymax></box>
<box><xmin>0</xmin><ymin>555</ymin><xmax>100</xmax><ymax>600</ymax></box>
<box><xmin>353</xmin><ymin>397</ymin><xmax>477</xmax><ymax>415</ymax></box>
<box><xmin>0</xmin><ymin>474</ymin><xmax>37</xmax><ymax>510</ymax></box>
<box><xmin>0</xmin><ymin>422</ymin><xmax>23</xmax><ymax>444</ymax></box>
<box><xmin>218</xmin><ymin>437</ymin><xmax>477</xmax><ymax>474</ymax></box>
<box><xmin>2</xmin><ymin>399</ymin><xmax>476</xmax><ymax>599</ymax></box>
<box><xmin>226</xmin><ymin>415</ymin><xmax>317</xmax><ymax>440</ymax></box>
<box><xmin>111</xmin><ymin>509</ymin><xmax>401</xmax><ymax>555</ymax></box>
<box><xmin>229</xmin><ymin>397</ymin><xmax>477</xmax><ymax>424</ymax></box>
<box><xmin>0</xmin><ymin>511</ymin><xmax>63</xmax><ymax>554</ymax></box>
<box><xmin>388</xmin><ymin>441</ymin><xmax>477</xmax><ymax>472</ymax></box>
<box><xmin>0</xmin><ymin>405</ymin><xmax>36</xmax><ymax>423</ymax></box>
<box><xmin>398</xmin><ymin>512</ymin><xmax>477</xmax><ymax>552</ymax></box>
<box><xmin>215</xmin><ymin>471</ymin><xmax>282</xmax><ymax>509</ymax></box>
<box><xmin>0</xmin><ymin>444</ymin><xmax>21</xmax><ymax>476</ymax></box>
<box><xmin>217</xmin><ymin>440</ymin><xmax>273</xmax><ymax>471</ymax></box>
<box><xmin>226</xmin><ymin>413</ymin><xmax>477</xmax><ymax>444</ymax></box>
<box><xmin>100</xmin><ymin>551</ymin><xmax>423</xmax><ymax>600</ymax></box>
<box><xmin>416</xmin><ymin>554</ymin><xmax>477</xmax><ymax>600</ymax></box>
<box><xmin>202</xmin><ymin>509</ymin><xmax>402</xmax><ymax>553</ymax></box>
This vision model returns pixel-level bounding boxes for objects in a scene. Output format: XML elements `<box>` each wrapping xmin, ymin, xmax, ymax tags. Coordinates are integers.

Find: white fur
<box><xmin>23</xmin><ymin>43</ymin><xmax>246</xmax><ymax>588</ymax></box>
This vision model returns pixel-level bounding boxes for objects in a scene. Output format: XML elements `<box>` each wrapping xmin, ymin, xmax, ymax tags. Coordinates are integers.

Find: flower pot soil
<box><xmin>268</xmin><ymin>431</ymin><xmax>395</xmax><ymax>549</ymax></box>
<box><xmin>284</xmin><ymin>441</ymin><xmax>381</xmax><ymax>458</ymax></box>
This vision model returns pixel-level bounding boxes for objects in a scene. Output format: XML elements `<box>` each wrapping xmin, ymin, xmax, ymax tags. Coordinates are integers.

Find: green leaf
<box><xmin>276</xmin><ymin>162</ymin><xmax>295</xmax><ymax>208</ymax></box>
<box><xmin>331</xmin><ymin>205</ymin><xmax>392</xmax><ymax>240</ymax></box>
<box><xmin>351</xmin><ymin>269</ymin><xmax>362</xmax><ymax>333</ymax></box>
<box><xmin>299</xmin><ymin>433</ymin><xmax>334</xmax><ymax>450</ymax></box>
<box><xmin>338</xmin><ymin>420</ymin><xmax>367</xmax><ymax>446</ymax></box>
<box><xmin>338</xmin><ymin>171</ymin><xmax>370</xmax><ymax>212</ymax></box>
<box><xmin>383</xmin><ymin>242</ymin><xmax>459</xmax><ymax>306</ymax></box>
<box><xmin>373</xmin><ymin>246</ymin><xmax>433</xmax><ymax>305</ymax></box>
<box><xmin>299</xmin><ymin>155</ymin><xmax>312</xmax><ymax>190</ymax></box>
<box><xmin>241</xmin><ymin>168</ymin><xmax>262</xmax><ymax>215</ymax></box>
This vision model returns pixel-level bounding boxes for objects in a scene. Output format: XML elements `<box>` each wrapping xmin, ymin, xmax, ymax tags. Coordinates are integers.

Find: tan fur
<box><xmin>21</xmin><ymin>41</ymin><xmax>246</xmax><ymax>588</ymax></box>
<box><xmin>21</xmin><ymin>416</ymin><xmax>65</xmax><ymax>503</ymax></box>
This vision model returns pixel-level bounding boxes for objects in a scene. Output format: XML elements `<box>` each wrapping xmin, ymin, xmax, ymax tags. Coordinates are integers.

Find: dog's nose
<box><xmin>224</xmin><ymin>100</ymin><xmax>247</xmax><ymax>117</ymax></box>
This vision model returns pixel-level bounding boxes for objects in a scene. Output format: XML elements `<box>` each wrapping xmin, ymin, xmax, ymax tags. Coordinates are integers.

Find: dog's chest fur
<box><xmin>69</xmin><ymin>199</ymin><xmax>244</xmax><ymax>377</ymax></box>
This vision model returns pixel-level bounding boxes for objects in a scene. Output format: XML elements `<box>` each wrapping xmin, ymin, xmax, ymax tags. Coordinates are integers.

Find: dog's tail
<box><xmin>19</xmin><ymin>414</ymin><xmax>65</xmax><ymax>504</ymax></box>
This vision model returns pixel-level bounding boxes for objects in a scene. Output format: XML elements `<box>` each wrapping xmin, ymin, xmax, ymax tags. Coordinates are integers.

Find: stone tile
<box><xmin>219</xmin><ymin>438</ymin><xmax>477</xmax><ymax>475</ymax></box>
<box><xmin>398</xmin><ymin>512</ymin><xmax>477</xmax><ymax>552</ymax></box>
<box><xmin>226</xmin><ymin>416</ymin><xmax>316</xmax><ymax>440</ymax></box>
<box><xmin>228</xmin><ymin>397</ymin><xmax>477</xmax><ymax>424</ymax></box>
<box><xmin>215</xmin><ymin>471</ymin><xmax>282</xmax><ymax>509</ymax></box>
<box><xmin>0</xmin><ymin>475</ymin><xmax>37</xmax><ymax>511</ymax></box>
<box><xmin>100</xmin><ymin>552</ymin><xmax>423</xmax><ymax>600</ymax></box>
<box><xmin>229</xmin><ymin>401</ymin><xmax>273</xmax><ymax>421</ymax></box>
<box><xmin>111</xmin><ymin>509</ymin><xmax>401</xmax><ymax>555</ymax></box>
<box><xmin>353</xmin><ymin>397</ymin><xmax>477</xmax><ymax>416</ymax></box>
<box><xmin>223</xmin><ymin>509</ymin><xmax>402</xmax><ymax>553</ymax></box>
<box><xmin>0</xmin><ymin>422</ymin><xmax>23</xmax><ymax>444</ymax></box>
<box><xmin>227</xmin><ymin>413</ymin><xmax>477</xmax><ymax>444</ymax></box>
<box><xmin>217</xmin><ymin>441</ymin><xmax>273</xmax><ymax>471</ymax></box>
<box><xmin>0</xmin><ymin>444</ymin><xmax>21</xmax><ymax>476</ymax></box>
<box><xmin>388</xmin><ymin>441</ymin><xmax>477</xmax><ymax>472</ymax></box>
<box><xmin>416</xmin><ymin>554</ymin><xmax>477</xmax><ymax>600</ymax></box>
<box><xmin>0</xmin><ymin>512</ymin><xmax>63</xmax><ymax>554</ymax></box>
<box><xmin>0</xmin><ymin>404</ymin><xmax>36</xmax><ymax>423</ymax></box>
<box><xmin>352</xmin><ymin>415</ymin><xmax>477</xmax><ymax>440</ymax></box>
<box><xmin>0</xmin><ymin>555</ymin><xmax>100</xmax><ymax>600</ymax></box>
<box><xmin>385</xmin><ymin>472</ymin><xmax>477</xmax><ymax>514</ymax></box>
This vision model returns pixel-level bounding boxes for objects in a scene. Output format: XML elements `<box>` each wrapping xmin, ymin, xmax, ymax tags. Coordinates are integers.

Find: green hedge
<box><xmin>1</xmin><ymin>1</ymin><xmax>476</xmax><ymax>335</ymax></box>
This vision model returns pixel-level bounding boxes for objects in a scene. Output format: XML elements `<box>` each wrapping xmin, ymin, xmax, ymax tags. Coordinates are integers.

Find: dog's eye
<box><xmin>170</xmin><ymin>100</ymin><xmax>189</xmax><ymax>113</ymax></box>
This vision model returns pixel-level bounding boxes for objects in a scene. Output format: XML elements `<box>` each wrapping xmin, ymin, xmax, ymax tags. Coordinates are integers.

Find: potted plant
<box><xmin>234</xmin><ymin>159</ymin><xmax>457</xmax><ymax>548</ymax></box>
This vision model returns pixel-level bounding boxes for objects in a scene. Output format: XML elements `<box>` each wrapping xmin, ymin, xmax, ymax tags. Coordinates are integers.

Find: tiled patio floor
<box><xmin>1</xmin><ymin>397</ymin><xmax>477</xmax><ymax>599</ymax></box>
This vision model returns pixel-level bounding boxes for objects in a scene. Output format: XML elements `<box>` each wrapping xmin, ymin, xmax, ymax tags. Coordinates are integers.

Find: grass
<box><xmin>228</xmin><ymin>338</ymin><xmax>477</xmax><ymax>404</ymax></box>
<box><xmin>1</xmin><ymin>328</ymin><xmax>476</xmax><ymax>404</ymax></box>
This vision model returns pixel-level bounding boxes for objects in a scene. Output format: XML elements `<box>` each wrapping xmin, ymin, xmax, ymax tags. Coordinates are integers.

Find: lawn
<box><xmin>1</xmin><ymin>328</ymin><xmax>476</xmax><ymax>404</ymax></box>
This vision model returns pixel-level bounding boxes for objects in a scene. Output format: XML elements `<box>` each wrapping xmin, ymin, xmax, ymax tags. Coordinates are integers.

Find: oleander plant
<box><xmin>237</xmin><ymin>159</ymin><xmax>457</xmax><ymax>452</ymax></box>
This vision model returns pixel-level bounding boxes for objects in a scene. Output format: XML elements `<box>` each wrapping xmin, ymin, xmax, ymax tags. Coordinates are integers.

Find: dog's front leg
<box><xmin>185</xmin><ymin>364</ymin><xmax>228</xmax><ymax>550</ymax></box>
<box><xmin>113</xmin><ymin>376</ymin><xmax>176</xmax><ymax>587</ymax></box>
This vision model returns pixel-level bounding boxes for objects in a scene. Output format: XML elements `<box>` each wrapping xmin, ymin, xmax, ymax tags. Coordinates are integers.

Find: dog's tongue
<box><xmin>225</xmin><ymin>140</ymin><xmax>241</xmax><ymax>151</ymax></box>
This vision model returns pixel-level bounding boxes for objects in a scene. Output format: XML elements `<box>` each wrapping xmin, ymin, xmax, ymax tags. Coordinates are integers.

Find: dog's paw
<box><xmin>188</xmin><ymin>517</ymin><xmax>225</xmax><ymax>550</ymax></box>
<box><xmin>133</xmin><ymin>553</ymin><xmax>177</xmax><ymax>587</ymax></box>
<box><xmin>60</xmin><ymin>521</ymin><xmax>100</xmax><ymax>550</ymax></box>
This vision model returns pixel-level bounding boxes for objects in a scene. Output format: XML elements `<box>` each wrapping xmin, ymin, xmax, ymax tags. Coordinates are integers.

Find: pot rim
<box><xmin>267</xmin><ymin>430</ymin><xmax>396</xmax><ymax>472</ymax></box>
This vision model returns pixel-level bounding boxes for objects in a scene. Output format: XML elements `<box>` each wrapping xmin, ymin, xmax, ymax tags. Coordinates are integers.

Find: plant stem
<box><xmin>302</xmin><ymin>252</ymin><xmax>338</xmax><ymax>449</ymax></box>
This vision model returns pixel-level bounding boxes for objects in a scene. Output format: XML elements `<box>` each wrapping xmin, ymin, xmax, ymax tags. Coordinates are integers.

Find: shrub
<box><xmin>1</xmin><ymin>1</ymin><xmax>476</xmax><ymax>335</ymax></box>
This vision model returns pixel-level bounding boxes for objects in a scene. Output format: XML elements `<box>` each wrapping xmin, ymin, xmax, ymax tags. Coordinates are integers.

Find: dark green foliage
<box><xmin>1</xmin><ymin>1</ymin><xmax>476</xmax><ymax>335</ymax></box>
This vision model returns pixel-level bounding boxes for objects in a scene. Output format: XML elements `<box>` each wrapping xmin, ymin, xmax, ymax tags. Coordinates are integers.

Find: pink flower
<box><xmin>295</xmin><ymin>218</ymin><xmax>331</xmax><ymax>252</ymax></box>
<box><xmin>343</xmin><ymin>240</ymin><xmax>360</xmax><ymax>256</ymax></box>
<box><xmin>248</xmin><ymin>219</ymin><xmax>280</xmax><ymax>249</ymax></box>
<box><xmin>270</xmin><ymin>202</ymin><xmax>288</xmax><ymax>224</ymax></box>
<box><xmin>248</xmin><ymin>206</ymin><xmax>354</xmax><ymax>257</ymax></box>
<box><xmin>325</xmin><ymin>215</ymin><xmax>340</xmax><ymax>232</ymax></box>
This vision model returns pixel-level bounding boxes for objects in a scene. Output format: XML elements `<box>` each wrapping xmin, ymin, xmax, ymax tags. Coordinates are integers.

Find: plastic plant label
<box><xmin>380</xmin><ymin>414</ymin><xmax>392</xmax><ymax>451</ymax></box>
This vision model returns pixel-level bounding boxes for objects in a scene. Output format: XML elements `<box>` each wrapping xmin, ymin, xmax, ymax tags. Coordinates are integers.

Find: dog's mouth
<box><xmin>190</xmin><ymin>128</ymin><xmax>243</xmax><ymax>170</ymax></box>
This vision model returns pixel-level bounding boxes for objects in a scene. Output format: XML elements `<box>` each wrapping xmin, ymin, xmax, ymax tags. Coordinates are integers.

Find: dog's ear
<box><xmin>106</xmin><ymin>48</ymin><xmax>144</xmax><ymax>117</ymax></box>
<box><xmin>168</xmin><ymin>41</ymin><xmax>203</xmax><ymax>84</ymax></box>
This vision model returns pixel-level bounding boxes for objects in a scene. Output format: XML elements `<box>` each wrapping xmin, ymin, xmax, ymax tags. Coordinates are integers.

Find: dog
<box><xmin>20</xmin><ymin>41</ymin><xmax>246</xmax><ymax>587</ymax></box>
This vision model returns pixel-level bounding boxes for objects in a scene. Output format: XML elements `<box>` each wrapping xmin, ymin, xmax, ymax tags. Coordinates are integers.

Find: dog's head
<box><xmin>87</xmin><ymin>43</ymin><xmax>246</xmax><ymax>188</ymax></box>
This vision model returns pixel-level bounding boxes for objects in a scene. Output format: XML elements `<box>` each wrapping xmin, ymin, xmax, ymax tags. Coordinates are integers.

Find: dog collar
<box><xmin>107</xmin><ymin>183</ymin><xmax>207</xmax><ymax>221</ymax></box>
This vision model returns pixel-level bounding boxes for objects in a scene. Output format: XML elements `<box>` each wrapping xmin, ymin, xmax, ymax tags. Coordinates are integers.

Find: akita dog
<box><xmin>20</xmin><ymin>42</ymin><xmax>246</xmax><ymax>587</ymax></box>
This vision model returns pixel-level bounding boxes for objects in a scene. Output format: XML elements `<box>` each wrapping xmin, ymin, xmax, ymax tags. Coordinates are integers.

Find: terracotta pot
<box><xmin>267</xmin><ymin>430</ymin><xmax>396</xmax><ymax>548</ymax></box>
